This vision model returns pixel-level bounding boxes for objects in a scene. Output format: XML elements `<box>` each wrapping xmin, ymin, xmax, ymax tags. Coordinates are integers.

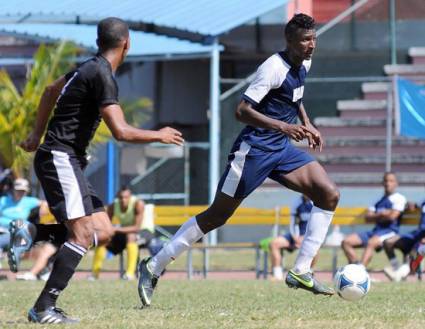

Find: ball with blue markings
<box><xmin>334</xmin><ymin>264</ymin><xmax>370</xmax><ymax>301</ymax></box>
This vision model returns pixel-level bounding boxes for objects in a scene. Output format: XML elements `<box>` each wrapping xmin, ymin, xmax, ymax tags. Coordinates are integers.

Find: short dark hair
<box><xmin>118</xmin><ymin>185</ymin><xmax>131</xmax><ymax>193</ymax></box>
<box><xmin>285</xmin><ymin>13</ymin><xmax>316</xmax><ymax>41</ymax></box>
<box><xmin>97</xmin><ymin>17</ymin><xmax>129</xmax><ymax>50</ymax></box>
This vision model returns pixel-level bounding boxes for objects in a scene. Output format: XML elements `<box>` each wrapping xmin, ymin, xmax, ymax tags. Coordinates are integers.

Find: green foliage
<box><xmin>0</xmin><ymin>41</ymin><xmax>153</xmax><ymax>177</ymax></box>
<box><xmin>0</xmin><ymin>41</ymin><xmax>77</xmax><ymax>177</ymax></box>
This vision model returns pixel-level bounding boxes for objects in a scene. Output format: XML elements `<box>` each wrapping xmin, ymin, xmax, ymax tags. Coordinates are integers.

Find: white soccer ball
<box><xmin>334</xmin><ymin>264</ymin><xmax>370</xmax><ymax>301</ymax></box>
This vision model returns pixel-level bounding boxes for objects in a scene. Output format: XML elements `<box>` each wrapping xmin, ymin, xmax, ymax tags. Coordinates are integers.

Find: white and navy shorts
<box><xmin>34</xmin><ymin>148</ymin><xmax>104</xmax><ymax>222</ymax></box>
<box><xmin>217</xmin><ymin>139</ymin><xmax>315</xmax><ymax>199</ymax></box>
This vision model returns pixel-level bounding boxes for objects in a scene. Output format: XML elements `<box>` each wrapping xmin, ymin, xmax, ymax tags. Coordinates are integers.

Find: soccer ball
<box><xmin>334</xmin><ymin>264</ymin><xmax>370</xmax><ymax>301</ymax></box>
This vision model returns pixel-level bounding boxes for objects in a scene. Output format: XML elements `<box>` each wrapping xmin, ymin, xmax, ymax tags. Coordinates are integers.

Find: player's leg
<box><xmin>138</xmin><ymin>140</ymin><xmax>274</xmax><ymax>306</ymax></box>
<box><xmin>383</xmin><ymin>235</ymin><xmax>401</xmax><ymax>271</ymax></box>
<box><xmin>271</xmin><ymin>160</ymin><xmax>339</xmax><ymax>295</ymax></box>
<box><xmin>138</xmin><ymin>191</ymin><xmax>243</xmax><ymax>305</ymax></box>
<box><xmin>361</xmin><ymin>235</ymin><xmax>382</xmax><ymax>267</ymax></box>
<box><xmin>29</xmin><ymin>149</ymin><xmax>112</xmax><ymax>323</ymax></box>
<box><xmin>270</xmin><ymin>235</ymin><xmax>292</xmax><ymax>280</ymax></box>
<box><xmin>17</xmin><ymin>243</ymin><xmax>57</xmax><ymax>281</ymax></box>
<box><xmin>125</xmin><ymin>233</ymin><xmax>139</xmax><ymax>279</ymax></box>
<box><xmin>341</xmin><ymin>233</ymin><xmax>365</xmax><ymax>264</ymax></box>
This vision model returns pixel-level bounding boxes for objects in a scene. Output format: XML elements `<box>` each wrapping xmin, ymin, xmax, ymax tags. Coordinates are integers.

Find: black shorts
<box><xmin>34</xmin><ymin>148</ymin><xmax>104</xmax><ymax>222</ymax></box>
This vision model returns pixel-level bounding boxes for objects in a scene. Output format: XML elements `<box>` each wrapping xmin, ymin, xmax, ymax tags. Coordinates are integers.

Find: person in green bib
<box><xmin>90</xmin><ymin>186</ymin><xmax>146</xmax><ymax>280</ymax></box>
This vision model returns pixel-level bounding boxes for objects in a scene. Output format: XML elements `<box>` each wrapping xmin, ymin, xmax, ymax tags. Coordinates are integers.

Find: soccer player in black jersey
<box><xmin>18</xmin><ymin>17</ymin><xmax>183</xmax><ymax>324</ymax></box>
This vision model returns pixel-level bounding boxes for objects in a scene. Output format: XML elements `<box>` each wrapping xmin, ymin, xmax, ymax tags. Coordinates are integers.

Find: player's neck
<box><xmin>283</xmin><ymin>49</ymin><xmax>303</xmax><ymax>67</ymax></box>
<box><xmin>99</xmin><ymin>51</ymin><xmax>123</xmax><ymax>73</ymax></box>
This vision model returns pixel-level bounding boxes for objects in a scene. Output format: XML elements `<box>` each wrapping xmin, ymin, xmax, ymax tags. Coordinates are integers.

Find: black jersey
<box><xmin>40</xmin><ymin>54</ymin><xmax>119</xmax><ymax>155</ymax></box>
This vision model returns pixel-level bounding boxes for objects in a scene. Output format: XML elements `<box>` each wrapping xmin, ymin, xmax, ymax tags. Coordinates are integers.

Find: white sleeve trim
<box><xmin>389</xmin><ymin>193</ymin><xmax>407</xmax><ymax>212</ymax></box>
<box><xmin>243</xmin><ymin>54</ymin><xmax>288</xmax><ymax>104</ymax></box>
<box><xmin>303</xmin><ymin>59</ymin><xmax>312</xmax><ymax>73</ymax></box>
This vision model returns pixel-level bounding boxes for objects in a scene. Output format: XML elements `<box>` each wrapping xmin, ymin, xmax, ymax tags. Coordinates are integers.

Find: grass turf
<box><xmin>1</xmin><ymin>279</ymin><xmax>424</xmax><ymax>328</ymax></box>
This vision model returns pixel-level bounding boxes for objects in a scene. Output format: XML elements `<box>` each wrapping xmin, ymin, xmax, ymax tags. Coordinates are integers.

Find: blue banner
<box><xmin>397</xmin><ymin>77</ymin><xmax>425</xmax><ymax>139</ymax></box>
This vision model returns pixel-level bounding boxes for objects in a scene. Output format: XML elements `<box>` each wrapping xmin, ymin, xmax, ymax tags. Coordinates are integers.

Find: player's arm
<box><xmin>376</xmin><ymin>209</ymin><xmax>402</xmax><ymax>224</ymax></box>
<box><xmin>20</xmin><ymin>76</ymin><xmax>67</xmax><ymax>152</ymax></box>
<box><xmin>235</xmin><ymin>100</ymin><xmax>314</xmax><ymax>142</ymax></box>
<box><xmin>101</xmin><ymin>104</ymin><xmax>183</xmax><ymax>145</ymax></box>
<box><xmin>298</xmin><ymin>102</ymin><xmax>324</xmax><ymax>151</ymax></box>
<box><xmin>114</xmin><ymin>200</ymin><xmax>144</xmax><ymax>234</ymax></box>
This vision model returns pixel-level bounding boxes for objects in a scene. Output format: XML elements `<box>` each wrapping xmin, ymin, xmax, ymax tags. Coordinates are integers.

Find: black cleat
<box><xmin>137</xmin><ymin>257</ymin><xmax>159</xmax><ymax>307</ymax></box>
<box><xmin>28</xmin><ymin>307</ymin><xmax>79</xmax><ymax>324</ymax></box>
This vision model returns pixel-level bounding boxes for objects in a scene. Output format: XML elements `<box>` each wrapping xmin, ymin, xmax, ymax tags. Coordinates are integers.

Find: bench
<box><xmin>154</xmin><ymin>206</ymin><xmax>422</xmax><ymax>279</ymax></box>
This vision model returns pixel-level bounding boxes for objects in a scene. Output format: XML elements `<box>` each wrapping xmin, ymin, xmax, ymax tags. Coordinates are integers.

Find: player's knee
<box><xmin>325</xmin><ymin>185</ymin><xmax>340</xmax><ymax>209</ymax></box>
<box><xmin>71</xmin><ymin>228</ymin><xmax>94</xmax><ymax>249</ymax></box>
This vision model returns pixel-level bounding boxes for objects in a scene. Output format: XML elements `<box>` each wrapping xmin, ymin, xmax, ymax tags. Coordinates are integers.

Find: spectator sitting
<box><xmin>90</xmin><ymin>186</ymin><xmax>145</xmax><ymax>280</ymax></box>
<box><xmin>341</xmin><ymin>172</ymin><xmax>407</xmax><ymax>269</ymax></box>
<box><xmin>383</xmin><ymin>200</ymin><xmax>425</xmax><ymax>281</ymax></box>
<box><xmin>269</xmin><ymin>194</ymin><xmax>317</xmax><ymax>281</ymax></box>
<box><xmin>16</xmin><ymin>203</ymin><xmax>60</xmax><ymax>281</ymax></box>
<box><xmin>0</xmin><ymin>178</ymin><xmax>42</xmax><ymax>253</ymax></box>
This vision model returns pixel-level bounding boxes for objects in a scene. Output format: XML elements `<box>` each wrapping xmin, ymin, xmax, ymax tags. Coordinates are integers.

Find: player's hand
<box><xmin>158</xmin><ymin>127</ymin><xmax>184</xmax><ymax>146</ymax></box>
<box><xmin>303</xmin><ymin>123</ymin><xmax>324</xmax><ymax>152</ymax></box>
<box><xmin>19</xmin><ymin>132</ymin><xmax>41</xmax><ymax>152</ymax></box>
<box><xmin>280</xmin><ymin>123</ymin><xmax>311</xmax><ymax>142</ymax></box>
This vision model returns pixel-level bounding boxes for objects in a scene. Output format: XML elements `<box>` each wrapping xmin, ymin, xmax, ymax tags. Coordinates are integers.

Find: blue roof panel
<box><xmin>0</xmin><ymin>0</ymin><xmax>289</xmax><ymax>36</ymax></box>
<box><xmin>0</xmin><ymin>24</ymin><xmax>218</xmax><ymax>58</ymax></box>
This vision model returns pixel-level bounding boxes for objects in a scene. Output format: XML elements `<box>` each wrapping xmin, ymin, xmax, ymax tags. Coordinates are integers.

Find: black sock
<box><xmin>32</xmin><ymin>224</ymin><xmax>68</xmax><ymax>246</ymax></box>
<box><xmin>34</xmin><ymin>242</ymin><xmax>86</xmax><ymax>311</ymax></box>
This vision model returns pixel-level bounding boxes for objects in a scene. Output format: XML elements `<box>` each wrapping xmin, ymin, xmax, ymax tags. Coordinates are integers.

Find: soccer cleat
<box><xmin>137</xmin><ymin>257</ymin><xmax>159</xmax><ymax>307</ymax></box>
<box><xmin>28</xmin><ymin>307</ymin><xmax>79</xmax><ymax>324</ymax></box>
<box><xmin>8</xmin><ymin>219</ymin><xmax>33</xmax><ymax>273</ymax></box>
<box><xmin>285</xmin><ymin>269</ymin><xmax>335</xmax><ymax>295</ymax></box>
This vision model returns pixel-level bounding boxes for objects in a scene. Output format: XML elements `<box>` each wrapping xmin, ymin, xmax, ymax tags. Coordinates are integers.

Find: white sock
<box><xmin>272</xmin><ymin>266</ymin><xmax>283</xmax><ymax>280</ymax></box>
<box><xmin>149</xmin><ymin>217</ymin><xmax>204</xmax><ymax>277</ymax></box>
<box><xmin>294</xmin><ymin>206</ymin><xmax>334</xmax><ymax>274</ymax></box>
<box><xmin>390</xmin><ymin>257</ymin><xmax>400</xmax><ymax>270</ymax></box>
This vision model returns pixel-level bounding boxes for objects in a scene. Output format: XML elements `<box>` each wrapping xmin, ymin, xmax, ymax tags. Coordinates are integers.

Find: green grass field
<box><xmin>1</xmin><ymin>280</ymin><xmax>425</xmax><ymax>328</ymax></box>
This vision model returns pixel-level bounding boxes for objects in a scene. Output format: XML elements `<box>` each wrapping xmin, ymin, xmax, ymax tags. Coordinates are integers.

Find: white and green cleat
<box><xmin>137</xmin><ymin>257</ymin><xmax>159</xmax><ymax>307</ymax></box>
<box><xmin>285</xmin><ymin>269</ymin><xmax>335</xmax><ymax>296</ymax></box>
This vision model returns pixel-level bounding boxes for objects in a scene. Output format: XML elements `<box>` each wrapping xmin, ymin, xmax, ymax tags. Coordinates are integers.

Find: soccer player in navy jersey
<box><xmin>138</xmin><ymin>13</ymin><xmax>340</xmax><ymax>306</ymax></box>
<box><xmin>383</xmin><ymin>200</ymin><xmax>425</xmax><ymax>281</ymax></box>
<box><xmin>341</xmin><ymin>172</ymin><xmax>406</xmax><ymax>269</ymax></box>
<box><xmin>17</xmin><ymin>17</ymin><xmax>183</xmax><ymax>323</ymax></box>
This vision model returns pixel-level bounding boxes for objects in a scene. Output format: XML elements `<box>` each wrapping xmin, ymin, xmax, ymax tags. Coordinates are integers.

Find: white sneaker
<box><xmin>395</xmin><ymin>264</ymin><xmax>410</xmax><ymax>282</ymax></box>
<box><xmin>87</xmin><ymin>274</ymin><xmax>98</xmax><ymax>281</ymax></box>
<box><xmin>383</xmin><ymin>266</ymin><xmax>397</xmax><ymax>281</ymax></box>
<box><xmin>39</xmin><ymin>271</ymin><xmax>51</xmax><ymax>282</ymax></box>
<box><xmin>16</xmin><ymin>272</ymin><xmax>37</xmax><ymax>281</ymax></box>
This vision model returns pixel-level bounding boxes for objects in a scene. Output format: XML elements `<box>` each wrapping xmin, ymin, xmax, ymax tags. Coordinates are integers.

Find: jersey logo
<box><xmin>292</xmin><ymin>86</ymin><xmax>304</xmax><ymax>102</ymax></box>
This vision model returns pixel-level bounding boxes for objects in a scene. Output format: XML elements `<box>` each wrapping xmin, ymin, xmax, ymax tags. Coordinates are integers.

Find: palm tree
<box><xmin>0</xmin><ymin>41</ymin><xmax>79</xmax><ymax>177</ymax></box>
<box><xmin>0</xmin><ymin>41</ymin><xmax>152</xmax><ymax>178</ymax></box>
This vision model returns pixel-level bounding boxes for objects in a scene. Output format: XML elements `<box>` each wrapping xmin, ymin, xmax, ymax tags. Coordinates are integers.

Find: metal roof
<box><xmin>0</xmin><ymin>0</ymin><xmax>289</xmax><ymax>36</ymax></box>
<box><xmin>0</xmin><ymin>24</ymin><xmax>219</xmax><ymax>59</ymax></box>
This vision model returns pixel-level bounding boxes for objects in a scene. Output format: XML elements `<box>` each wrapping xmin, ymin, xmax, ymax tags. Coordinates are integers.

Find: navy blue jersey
<box><xmin>369</xmin><ymin>192</ymin><xmax>407</xmax><ymax>232</ymax></box>
<box><xmin>290</xmin><ymin>196</ymin><xmax>313</xmax><ymax>237</ymax></box>
<box><xmin>240</xmin><ymin>51</ymin><xmax>311</xmax><ymax>151</ymax></box>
